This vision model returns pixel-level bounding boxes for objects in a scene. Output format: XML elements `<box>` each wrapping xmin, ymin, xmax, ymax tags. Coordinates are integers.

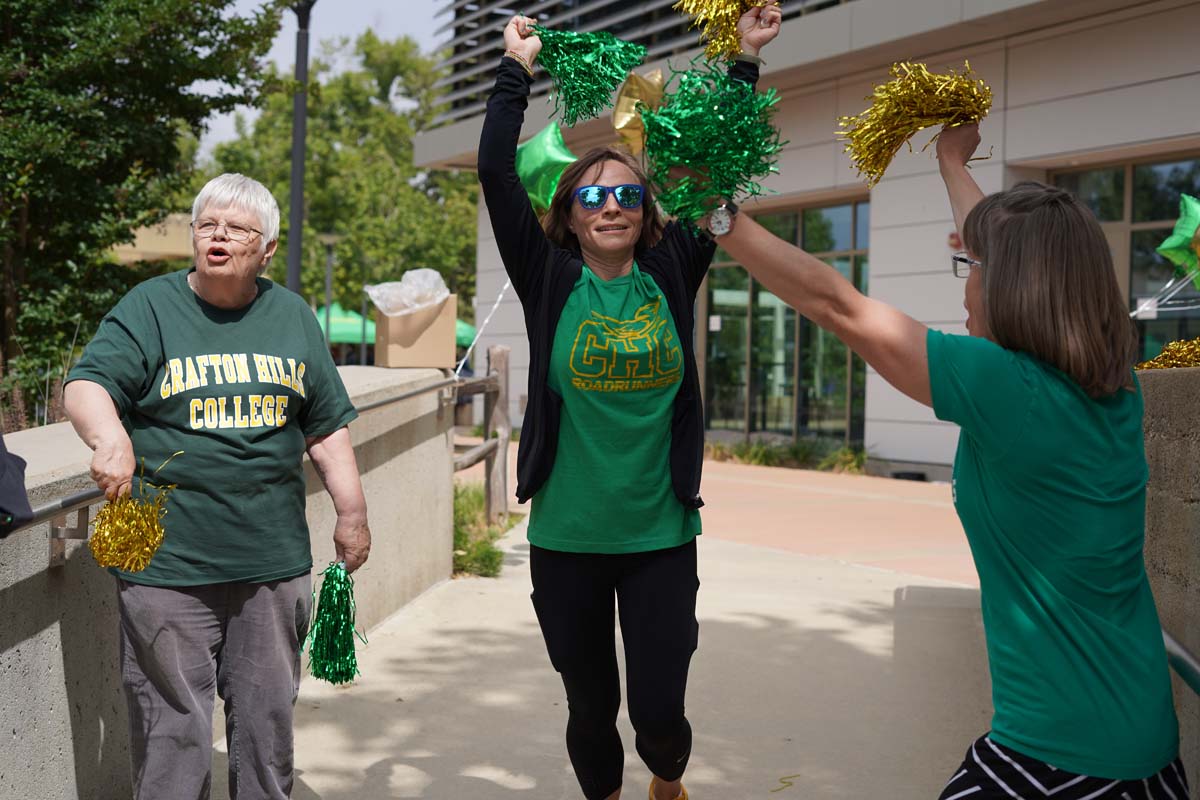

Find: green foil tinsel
<box><xmin>641</xmin><ymin>59</ymin><xmax>784</xmax><ymax>225</ymax></box>
<box><xmin>531</xmin><ymin>25</ymin><xmax>646</xmax><ymax>126</ymax></box>
<box><xmin>305</xmin><ymin>561</ymin><xmax>365</xmax><ymax>685</ymax></box>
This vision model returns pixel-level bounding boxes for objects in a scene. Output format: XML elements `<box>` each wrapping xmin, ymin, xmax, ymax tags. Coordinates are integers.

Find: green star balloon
<box><xmin>1156</xmin><ymin>193</ymin><xmax>1200</xmax><ymax>289</ymax></box>
<box><xmin>515</xmin><ymin>122</ymin><xmax>577</xmax><ymax>214</ymax></box>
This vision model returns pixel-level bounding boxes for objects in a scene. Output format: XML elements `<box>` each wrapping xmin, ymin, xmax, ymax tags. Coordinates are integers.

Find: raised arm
<box><xmin>477</xmin><ymin>15</ymin><xmax>552</xmax><ymax>302</ymax></box>
<box><xmin>937</xmin><ymin>123</ymin><xmax>986</xmax><ymax>236</ymax></box>
<box><xmin>717</xmin><ymin>215</ymin><xmax>933</xmax><ymax>407</ymax></box>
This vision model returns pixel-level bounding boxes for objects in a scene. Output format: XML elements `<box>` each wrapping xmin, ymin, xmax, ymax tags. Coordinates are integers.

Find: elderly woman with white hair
<box><xmin>64</xmin><ymin>173</ymin><xmax>371</xmax><ymax>800</ymax></box>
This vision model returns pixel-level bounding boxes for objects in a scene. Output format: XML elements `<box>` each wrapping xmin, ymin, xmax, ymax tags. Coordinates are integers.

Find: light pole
<box><xmin>286</xmin><ymin>1</ymin><xmax>317</xmax><ymax>295</ymax></box>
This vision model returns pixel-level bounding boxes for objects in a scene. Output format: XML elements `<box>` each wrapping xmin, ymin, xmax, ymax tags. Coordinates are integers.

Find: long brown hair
<box><xmin>962</xmin><ymin>181</ymin><xmax>1138</xmax><ymax>398</ymax></box>
<box><xmin>542</xmin><ymin>147</ymin><xmax>665</xmax><ymax>253</ymax></box>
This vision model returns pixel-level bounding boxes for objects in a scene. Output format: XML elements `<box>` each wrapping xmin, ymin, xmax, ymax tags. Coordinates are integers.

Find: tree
<box><xmin>208</xmin><ymin>32</ymin><xmax>479</xmax><ymax>319</ymax></box>
<box><xmin>0</xmin><ymin>0</ymin><xmax>283</xmax><ymax>422</ymax></box>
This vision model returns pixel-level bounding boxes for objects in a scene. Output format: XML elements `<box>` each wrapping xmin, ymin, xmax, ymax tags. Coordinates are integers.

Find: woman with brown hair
<box><xmin>477</xmin><ymin>9</ymin><xmax>780</xmax><ymax>800</ymax></box>
<box><xmin>713</xmin><ymin>123</ymin><xmax>1186</xmax><ymax>798</ymax></box>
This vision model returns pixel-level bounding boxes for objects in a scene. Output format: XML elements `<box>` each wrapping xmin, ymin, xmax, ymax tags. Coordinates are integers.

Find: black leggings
<box><xmin>530</xmin><ymin>540</ymin><xmax>699</xmax><ymax>800</ymax></box>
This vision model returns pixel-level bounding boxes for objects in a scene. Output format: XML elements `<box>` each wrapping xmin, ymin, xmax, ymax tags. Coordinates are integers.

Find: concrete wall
<box><xmin>1141</xmin><ymin>366</ymin><xmax>1200</xmax><ymax>796</ymax></box>
<box><xmin>0</xmin><ymin>366</ymin><xmax>453</xmax><ymax>800</ymax></box>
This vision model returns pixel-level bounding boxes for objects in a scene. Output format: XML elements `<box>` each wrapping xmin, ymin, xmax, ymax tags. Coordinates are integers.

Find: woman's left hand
<box><xmin>739</xmin><ymin>2</ymin><xmax>782</xmax><ymax>56</ymax></box>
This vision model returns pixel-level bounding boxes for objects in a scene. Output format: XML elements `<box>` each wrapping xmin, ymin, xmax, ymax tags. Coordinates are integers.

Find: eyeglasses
<box><xmin>191</xmin><ymin>219</ymin><xmax>263</xmax><ymax>243</ymax></box>
<box><xmin>952</xmin><ymin>252</ymin><xmax>983</xmax><ymax>278</ymax></box>
<box><xmin>574</xmin><ymin>184</ymin><xmax>645</xmax><ymax>211</ymax></box>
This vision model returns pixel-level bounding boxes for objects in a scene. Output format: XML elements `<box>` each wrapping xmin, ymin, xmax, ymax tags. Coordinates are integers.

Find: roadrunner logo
<box><xmin>568</xmin><ymin>299</ymin><xmax>683</xmax><ymax>392</ymax></box>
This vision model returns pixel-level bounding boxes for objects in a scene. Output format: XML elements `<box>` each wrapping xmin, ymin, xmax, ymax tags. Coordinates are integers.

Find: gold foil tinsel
<box><xmin>89</xmin><ymin>451</ymin><xmax>182</xmax><ymax>572</ymax></box>
<box><xmin>673</xmin><ymin>0</ymin><xmax>754</xmax><ymax>62</ymax></box>
<box><xmin>837</xmin><ymin>61</ymin><xmax>993</xmax><ymax>187</ymax></box>
<box><xmin>1136</xmin><ymin>338</ymin><xmax>1200</xmax><ymax>370</ymax></box>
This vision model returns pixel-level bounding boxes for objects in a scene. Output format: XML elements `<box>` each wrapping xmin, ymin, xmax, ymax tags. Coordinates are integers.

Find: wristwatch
<box><xmin>705</xmin><ymin>200</ymin><xmax>739</xmax><ymax>237</ymax></box>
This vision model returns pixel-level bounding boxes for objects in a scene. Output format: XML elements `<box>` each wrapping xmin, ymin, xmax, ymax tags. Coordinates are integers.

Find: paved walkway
<box><xmin>215</xmin><ymin>459</ymin><xmax>989</xmax><ymax>800</ymax></box>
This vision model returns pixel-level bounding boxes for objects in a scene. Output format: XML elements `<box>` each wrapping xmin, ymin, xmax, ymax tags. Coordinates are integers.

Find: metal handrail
<box><xmin>13</xmin><ymin>373</ymin><xmax>486</xmax><ymax>537</ymax></box>
<box><xmin>1164</xmin><ymin>629</ymin><xmax>1200</xmax><ymax>697</ymax></box>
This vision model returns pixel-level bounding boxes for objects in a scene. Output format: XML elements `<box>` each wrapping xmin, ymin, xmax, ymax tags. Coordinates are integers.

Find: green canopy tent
<box><xmin>315</xmin><ymin>302</ymin><xmax>376</xmax><ymax>344</ymax></box>
<box><xmin>456</xmin><ymin>318</ymin><xmax>476</xmax><ymax>348</ymax></box>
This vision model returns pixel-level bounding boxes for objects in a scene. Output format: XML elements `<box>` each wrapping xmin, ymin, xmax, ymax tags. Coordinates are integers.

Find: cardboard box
<box><xmin>374</xmin><ymin>294</ymin><xmax>457</xmax><ymax>368</ymax></box>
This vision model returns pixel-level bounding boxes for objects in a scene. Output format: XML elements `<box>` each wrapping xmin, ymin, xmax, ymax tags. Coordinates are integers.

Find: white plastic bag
<box><xmin>365</xmin><ymin>269</ymin><xmax>450</xmax><ymax>317</ymax></box>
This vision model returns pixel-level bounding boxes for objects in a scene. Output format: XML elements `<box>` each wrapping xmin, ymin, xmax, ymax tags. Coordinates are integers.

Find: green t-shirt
<box><xmin>927</xmin><ymin>329</ymin><xmax>1178</xmax><ymax>778</ymax></box>
<box><xmin>67</xmin><ymin>268</ymin><xmax>357</xmax><ymax>587</ymax></box>
<box><xmin>528</xmin><ymin>263</ymin><xmax>701</xmax><ymax>553</ymax></box>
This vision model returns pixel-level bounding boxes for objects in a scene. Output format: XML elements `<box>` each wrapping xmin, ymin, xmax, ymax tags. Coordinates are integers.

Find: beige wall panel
<box><xmin>768</xmin><ymin>2</ymin><xmax>854</xmax><ymax>72</ymax></box>
<box><xmin>1006</xmin><ymin>3</ymin><xmax>1200</xmax><ymax>109</ymax></box>
<box><xmin>865</xmin><ymin>371</ymin><xmax>944</xmax><ymax>424</ymax></box>
<box><xmin>870</xmin><ymin>272</ymin><xmax>970</xmax><ymax>324</ymax></box>
<box><xmin>867</xmin><ymin>221</ymin><xmax>960</xmax><ymax>278</ymax></box>
<box><xmin>962</xmin><ymin>0</ymin><xmax>1047</xmax><ymax>19</ymax></box>
<box><xmin>1006</xmin><ymin>73</ymin><xmax>1200</xmax><ymax>162</ymax></box>
<box><xmin>863</xmin><ymin>418</ymin><xmax>960</xmax><ymax>464</ymax></box>
<box><xmin>759</xmin><ymin>141</ymin><xmax>840</xmax><ymax>196</ymax></box>
<box><xmin>771</xmin><ymin>87</ymin><xmax>839</xmax><ymax>149</ymax></box>
<box><xmin>849</xmin><ymin>0</ymin><xmax>964</xmax><ymax>51</ymax></box>
<box><xmin>872</xmin><ymin>163</ymin><xmax>1005</xmax><ymax>228</ymax></box>
<box><xmin>835</xmin><ymin>74</ymin><xmax>885</xmax><ymax>119</ymax></box>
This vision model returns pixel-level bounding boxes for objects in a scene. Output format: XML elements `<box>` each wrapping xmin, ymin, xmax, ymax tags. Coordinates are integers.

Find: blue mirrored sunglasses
<box><xmin>574</xmin><ymin>184</ymin><xmax>645</xmax><ymax>211</ymax></box>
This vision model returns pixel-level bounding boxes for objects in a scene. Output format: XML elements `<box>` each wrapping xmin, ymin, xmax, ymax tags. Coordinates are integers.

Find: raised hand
<box><xmin>936</xmin><ymin>123</ymin><xmax>982</xmax><ymax>171</ymax></box>
<box><xmin>738</xmin><ymin>2</ymin><xmax>782</xmax><ymax>56</ymax></box>
<box><xmin>503</xmin><ymin>14</ymin><xmax>542</xmax><ymax>65</ymax></box>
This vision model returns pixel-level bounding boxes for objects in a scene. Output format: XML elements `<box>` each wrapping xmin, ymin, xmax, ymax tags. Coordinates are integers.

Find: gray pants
<box><xmin>117</xmin><ymin>574</ymin><xmax>313</xmax><ymax>800</ymax></box>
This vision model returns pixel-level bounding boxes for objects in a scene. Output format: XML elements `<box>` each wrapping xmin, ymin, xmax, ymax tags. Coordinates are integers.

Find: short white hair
<box><xmin>192</xmin><ymin>173</ymin><xmax>281</xmax><ymax>248</ymax></box>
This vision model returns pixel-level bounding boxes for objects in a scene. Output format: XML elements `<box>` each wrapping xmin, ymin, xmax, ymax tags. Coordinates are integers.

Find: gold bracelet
<box><xmin>503</xmin><ymin>50</ymin><xmax>534</xmax><ymax>77</ymax></box>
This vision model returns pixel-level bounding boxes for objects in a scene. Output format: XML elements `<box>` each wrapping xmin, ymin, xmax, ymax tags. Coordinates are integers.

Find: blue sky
<box><xmin>201</xmin><ymin>0</ymin><xmax>449</xmax><ymax>156</ymax></box>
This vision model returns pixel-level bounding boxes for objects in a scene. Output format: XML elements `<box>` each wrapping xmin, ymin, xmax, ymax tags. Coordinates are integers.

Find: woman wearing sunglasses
<box><xmin>710</xmin><ymin>123</ymin><xmax>1185</xmax><ymax>799</ymax></box>
<box><xmin>477</xmin><ymin>8</ymin><xmax>781</xmax><ymax>800</ymax></box>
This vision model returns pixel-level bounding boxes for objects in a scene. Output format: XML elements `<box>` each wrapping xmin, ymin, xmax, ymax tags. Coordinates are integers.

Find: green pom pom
<box><xmin>532</xmin><ymin>25</ymin><xmax>646</xmax><ymax>126</ymax></box>
<box><xmin>304</xmin><ymin>561</ymin><xmax>366</xmax><ymax>685</ymax></box>
<box><xmin>641</xmin><ymin>59</ymin><xmax>785</xmax><ymax>225</ymax></box>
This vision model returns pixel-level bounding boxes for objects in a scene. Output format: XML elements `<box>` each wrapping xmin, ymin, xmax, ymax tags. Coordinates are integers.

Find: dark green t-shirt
<box><xmin>528</xmin><ymin>264</ymin><xmax>701</xmax><ymax>553</ymax></box>
<box><xmin>928</xmin><ymin>329</ymin><xmax>1178</xmax><ymax>778</ymax></box>
<box><xmin>67</xmin><ymin>269</ymin><xmax>357</xmax><ymax>587</ymax></box>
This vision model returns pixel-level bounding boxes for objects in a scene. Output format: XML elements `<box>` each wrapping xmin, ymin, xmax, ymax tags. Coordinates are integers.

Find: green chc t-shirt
<box><xmin>928</xmin><ymin>329</ymin><xmax>1178</xmax><ymax>779</ymax></box>
<box><xmin>67</xmin><ymin>268</ymin><xmax>357</xmax><ymax>587</ymax></box>
<box><xmin>528</xmin><ymin>263</ymin><xmax>701</xmax><ymax>553</ymax></box>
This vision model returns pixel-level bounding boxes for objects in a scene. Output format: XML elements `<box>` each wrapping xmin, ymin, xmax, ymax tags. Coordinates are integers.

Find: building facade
<box><xmin>415</xmin><ymin>0</ymin><xmax>1200</xmax><ymax>477</ymax></box>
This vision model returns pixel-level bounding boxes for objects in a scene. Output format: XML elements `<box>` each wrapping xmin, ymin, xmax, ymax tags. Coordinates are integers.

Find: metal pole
<box><xmin>323</xmin><ymin>242</ymin><xmax>333</xmax><ymax>344</ymax></box>
<box><xmin>360</xmin><ymin>291</ymin><xmax>368</xmax><ymax>365</ymax></box>
<box><xmin>286</xmin><ymin>1</ymin><xmax>317</xmax><ymax>294</ymax></box>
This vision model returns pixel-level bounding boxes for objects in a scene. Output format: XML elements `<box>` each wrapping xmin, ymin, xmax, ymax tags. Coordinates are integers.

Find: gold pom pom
<box><xmin>1137</xmin><ymin>337</ymin><xmax>1200</xmax><ymax>370</ymax></box>
<box><xmin>837</xmin><ymin>61</ymin><xmax>993</xmax><ymax>187</ymax></box>
<box><xmin>89</xmin><ymin>451</ymin><xmax>182</xmax><ymax>573</ymax></box>
<box><xmin>673</xmin><ymin>0</ymin><xmax>753</xmax><ymax>62</ymax></box>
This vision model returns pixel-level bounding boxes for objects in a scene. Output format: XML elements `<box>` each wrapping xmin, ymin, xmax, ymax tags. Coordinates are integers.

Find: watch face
<box><xmin>709</xmin><ymin>206</ymin><xmax>732</xmax><ymax>236</ymax></box>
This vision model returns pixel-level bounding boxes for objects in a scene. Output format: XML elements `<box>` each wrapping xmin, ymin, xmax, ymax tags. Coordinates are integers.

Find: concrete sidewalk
<box><xmin>216</xmin><ymin>464</ymin><xmax>989</xmax><ymax>800</ymax></box>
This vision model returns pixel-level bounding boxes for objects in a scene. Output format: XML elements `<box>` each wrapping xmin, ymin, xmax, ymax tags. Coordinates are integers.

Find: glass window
<box><xmin>803</xmin><ymin>204</ymin><xmax>853</xmax><ymax>252</ymax></box>
<box><xmin>750</xmin><ymin>284</ymin><xmax>796</xmax><ymax>436</ymax></box>
<box><xmin>756</xmin><ymin>211</ymin><xmax>799</xmax><ymax>245</ymax></box>
<box><xmin>1054</xmin><ymin>168</ymin><xmax>1124</xmax><ymax>222</ymax></box>
<box><xmin>1133</xmin><ymin>158</ymin><xmax>1200</xmax><ymax>223</ymax></box>
<box><xmin>1130</xmin><ymin>229</ymin><xmax>1200</xmax><ymax>361</ymax></box>
<box><xmin>855</xmin><ymin>201</ymin><xmax>870</xmax><ymax>250</ymax></box>
<box><xmin>705</xmin><ymin>267</ymin><xmax>749</xmax><ymax>431</ymax></box>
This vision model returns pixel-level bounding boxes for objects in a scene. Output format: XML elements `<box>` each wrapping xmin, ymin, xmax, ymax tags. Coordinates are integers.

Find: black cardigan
<box><xmin>477</xmin><ymin>57</ymin><xmax>759</xmax><ymax>507</ymax></box>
